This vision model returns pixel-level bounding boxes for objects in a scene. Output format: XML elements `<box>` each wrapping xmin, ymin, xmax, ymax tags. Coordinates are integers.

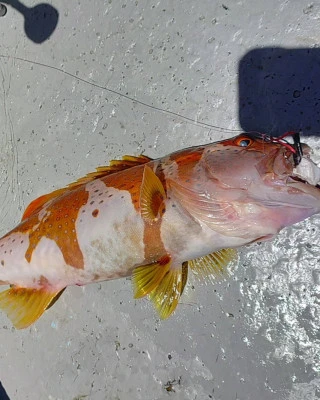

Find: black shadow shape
<box><xmin>239</xmin><ymin>48</ymin><xmax>320</xmax><ymax>136</ymax></box>
<box><xmin>3</xmin><ymin>0</ymin><xmax>59</xmax><ymax>43</ymax></box>
<box><xmin>0</xmin><ymin>382</ymin><xmax>10</xmax><ymax>400</ymax></box>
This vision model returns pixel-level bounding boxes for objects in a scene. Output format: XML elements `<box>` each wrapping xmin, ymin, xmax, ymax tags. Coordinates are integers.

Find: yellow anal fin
<box><xmin>0</xmin><ymin>287</ymin><xmax>65</xmax><ymax>329</ymax></box>
<box><xmin>140</xmin><ymin>165</ymin><xmax>166</xmax><ymax>222</ymax></box>
<box><xmin>132</xmin><ymin>256</ymin><xmax>171</xmax><ymax>298</ymax></box>
<box><xmin>150</xmin><ymin>265</ymin><xmax>185</xmax><ymax>319</ymax></box>
<box><xmin>188</xmin><ymin>248</ymin><xmax>238</xmax><ymax>283</ymax></box>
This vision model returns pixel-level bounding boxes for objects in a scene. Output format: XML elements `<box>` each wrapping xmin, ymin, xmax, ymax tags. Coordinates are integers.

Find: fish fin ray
<box><xmin>140</xmin><ymin>165</ymin><xmax>166</xmax><ymax>221</ymax></box>
<box><xmin>132</xmin><ymin>258</ymin><xmax>171</xmax><ymax>298</ymax></box>
<box><xmin>181</xmin><ymin>261</ymin><xmax>188</xmax><ymax>296</ymax></box>
<box><xmin>167</xmin><ymin>179</ymin><xmax>251</xmax><ymax>236</ymax></box>
<box><xmin>46</xmin><ymin>287</ymin><xmax>66</xmax><ymax>309</ymax></box>
<box><xmin>149</xmin><ymin>264</ymin><xmax>185</xmax><ymax>319</ymax></box>
<box><xmin>188</xmin><ymin>248</ymin><xmax>237</xmax><ymax>283</ymax></box>
<box><xmin>0</xmin><ymin>287</ymin><xmax>65</xmax><ymax>329</ymax></box>
<box><xmin>67</xmin><ymin>155</ymin><xmax>153</xmax><ymax>188</ymax></box>
<box><xmin>22</xmin><ymin>155</ymin><xmax>152</xmax><ymax>220</ymax></box>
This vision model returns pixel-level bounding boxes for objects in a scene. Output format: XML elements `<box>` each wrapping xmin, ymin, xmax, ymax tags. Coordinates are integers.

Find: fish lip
<box><xmin>288</xmin><ymin>175</ymin><xmax>308</xmax><ymax>184</ymax></box>
<box><xmin>287</xmin><ymin>174</ymin><xmax>320</xmax><ymax>190</ymax></box>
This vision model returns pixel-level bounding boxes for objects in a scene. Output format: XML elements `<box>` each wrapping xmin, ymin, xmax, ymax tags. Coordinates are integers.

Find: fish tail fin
<box><xmin>0</xmin><ymin>287</ymin><xmax>65</xmax><ymax>329</ymax></box>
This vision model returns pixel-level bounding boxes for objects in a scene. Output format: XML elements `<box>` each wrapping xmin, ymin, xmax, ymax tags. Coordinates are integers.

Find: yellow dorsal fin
<box><xmin>140</xmin><ymin>165</ymin><xmax>166</xmax><ymax>221</ymax></box>
<box><xmin>110</xmin><ymin>154</ymin><xmax>152</xmax><ymax>169</ymax></box>
<box><xmin>132</xmin><ymin>255</ymin><xmax>171</xmax><ymax>298</ymax></box>
<box><xmin>0</xmin><ymin>287</ymin><xmax>65</xmax><ymax>329</ymax></box>
<box><xmin>22</xmin><ymin>154</ymin><xmax>152</xmax><ymax>221</ymax></box>
<box><xmin>70</xmin><ymin>154</ymin><xmax>153</xmax><ymax>188</ymax></box>
<box><xmin>188</xmin><ymin>248</ymin><xmax>238</xmax><ymax>283</ymax></box>
<box><xmin>149</xmin><ymin>264</ymin><xmax>185</xmax><ymax>319</ymax></box>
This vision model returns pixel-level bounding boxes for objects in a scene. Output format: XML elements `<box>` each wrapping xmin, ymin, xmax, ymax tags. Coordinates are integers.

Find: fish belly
<box><xmin>76</xmin><ymin>183</ymin><xmax>146</xmax><ymax>283</ymax></box>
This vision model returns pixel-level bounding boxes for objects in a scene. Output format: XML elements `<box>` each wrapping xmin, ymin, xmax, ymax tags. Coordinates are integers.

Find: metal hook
<box><xmin>292</xmin><ymin>131</ymin><xmax>303</xmax><ymax>166</ymax></box>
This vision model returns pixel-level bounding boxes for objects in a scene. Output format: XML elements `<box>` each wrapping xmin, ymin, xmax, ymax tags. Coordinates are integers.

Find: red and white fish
<box><xmin>0</xmin><ymin>132</ymin><xmax>319</xmax><ymax>329</ymax></box>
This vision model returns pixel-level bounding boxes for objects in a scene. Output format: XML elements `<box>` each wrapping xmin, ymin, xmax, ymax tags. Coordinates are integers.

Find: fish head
<box><xmin>202</xmin><ymin>132</ymin><xmax>304</xmax><ymax>189</ymax></box>
<box><xmin>204</xmin><ymin>132</ymin><xmax>320</xmax><ymax>229</ymax></box>
<box><xmin>172</xmin><ymin>132</ymin><xmax>320</xmax><ymax>240</ymax></box>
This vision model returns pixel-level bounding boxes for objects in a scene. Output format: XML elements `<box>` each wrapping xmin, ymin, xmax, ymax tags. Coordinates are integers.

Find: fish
<box><xmin>0</xmin><ymin>131</ymin><xmax>319</xmax><ymax>329</ymax></box>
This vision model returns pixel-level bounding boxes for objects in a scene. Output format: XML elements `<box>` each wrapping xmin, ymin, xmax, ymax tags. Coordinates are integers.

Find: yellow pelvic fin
<box><xmin>0</xmin><ymin>287</ymin><xmax>65</xmax><ymax>329</ymax></box>
<box><xmin>188</xmin><ymin>248</ymin><xmax>238</xmax><ymax>283</ymax></box>
<box><xmin>149</xmin><ymin>264</ymin><xmax>185</xmax><ymax>319</ymax></box>
<box><xmin>132</xmin><ymin>256</ymin><xmax>171</xmax><ymax>299</ymax></box>
<box><xmin>140</xmin><ymin>165</ymin><xmax>166</xmax><ymax>221</ymax></box>
<box><xmin>22</xmin><ymin>154</ymin><xmax>152</xmax><ymax>221</ymax></box>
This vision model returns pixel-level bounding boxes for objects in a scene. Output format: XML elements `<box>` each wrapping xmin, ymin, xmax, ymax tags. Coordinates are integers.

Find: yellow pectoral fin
<box><xmin>0</xmin><ymin>287</ymin><xmax>65</xmax><ymax>329</ymax></box>
<box><xmin>150</xmin><ymin>265</ymin><xmax>185</xmax><ymax>319</ymax></box>
<box><xmin>140</xmin><ymin>165</ymin><xmax>166</xmax><ymax>221</ymax></box>
<box><xmin>188</xmin><ymin>248</ymin><xmax>238</xmax><ymax>283</ymax></box>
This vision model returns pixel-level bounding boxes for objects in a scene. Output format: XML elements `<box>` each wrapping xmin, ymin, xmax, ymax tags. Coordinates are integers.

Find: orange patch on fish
<box><xmin>143</xmin><ymin>220</ymin><xmax>166</xmax><ymax>261</ymax></box>
<box><xmin>171</xmin><ymin>147</ymin><xmax>204</xmax><ymax>167</ymax></box>
<box><xmin>102</xmin><ymin>167</ymin><xmax>144</xmax><ymax>211</ymax></box>
<box><xmin>140</xmin><ymin>165</ymin><xmax>168</xmax><ymax>261</ymax></box>
<box><xmin>19</xmin><ymin>187</ymin><xmax>89</xmax><ymax>269</ymax></box>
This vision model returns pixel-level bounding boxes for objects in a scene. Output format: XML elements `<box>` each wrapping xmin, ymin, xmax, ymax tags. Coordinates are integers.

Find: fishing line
<box><xmin>0</xmin><ymin>53</ymin><xmax>242</xmax><ymax>134</ymax></box>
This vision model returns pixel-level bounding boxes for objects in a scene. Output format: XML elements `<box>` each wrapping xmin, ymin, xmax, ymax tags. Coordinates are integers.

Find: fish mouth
<box><xmin>286</xmin><ymin>163</ymin><xmax>320</xmax><ymax>203</ymax></box>
<box><xmin>251</xmin><ymin>131</ymin><xmax>307</xmax><ymax>176</ymax></box>
<box><xmin>288</xmin><ymin>151</ymin><xmax>320</xmax><ymax>192</ymax></box>
<box><xmin>288</xmin><ymin>174</ymin><xmax>320</xmax><ymax>188</ymax></box>
<box><xmin>286</xmin><ymin>176</ymin><xmax>320</xmax><ymax>202</ymax></box>
<box><xmin>265</xmin><ymin>131</ymin><xmax>320</xmax><ymax>190</ymax></box>
<box><xmin>262</xmin><ymin>131</ymin><xmax>304</xmax><ymax>167</ymax></box>
<box><xmin>247</xmin><ymin>130</ymin><xmax>303</xmax><ymax>166</ymax></box>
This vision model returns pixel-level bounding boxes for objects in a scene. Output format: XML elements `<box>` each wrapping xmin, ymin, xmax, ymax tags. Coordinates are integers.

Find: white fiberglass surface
<box><xmin>0</xmin><ymin>1</ymin><xmax>319</xmax><ymax>399</ymax></box>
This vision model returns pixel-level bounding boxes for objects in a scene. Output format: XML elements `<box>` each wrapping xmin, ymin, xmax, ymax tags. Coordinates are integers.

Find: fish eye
<box><xmin>236</xmin><ymin>138</ymin><xmax>253</xmax><ymax>147</ymax></box>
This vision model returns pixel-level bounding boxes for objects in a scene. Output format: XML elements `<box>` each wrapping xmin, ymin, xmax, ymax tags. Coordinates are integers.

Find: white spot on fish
<box><xmin>76</xmin><ymin>180</ymin><xmax>145</xmax><ymax>278</ymax></box>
